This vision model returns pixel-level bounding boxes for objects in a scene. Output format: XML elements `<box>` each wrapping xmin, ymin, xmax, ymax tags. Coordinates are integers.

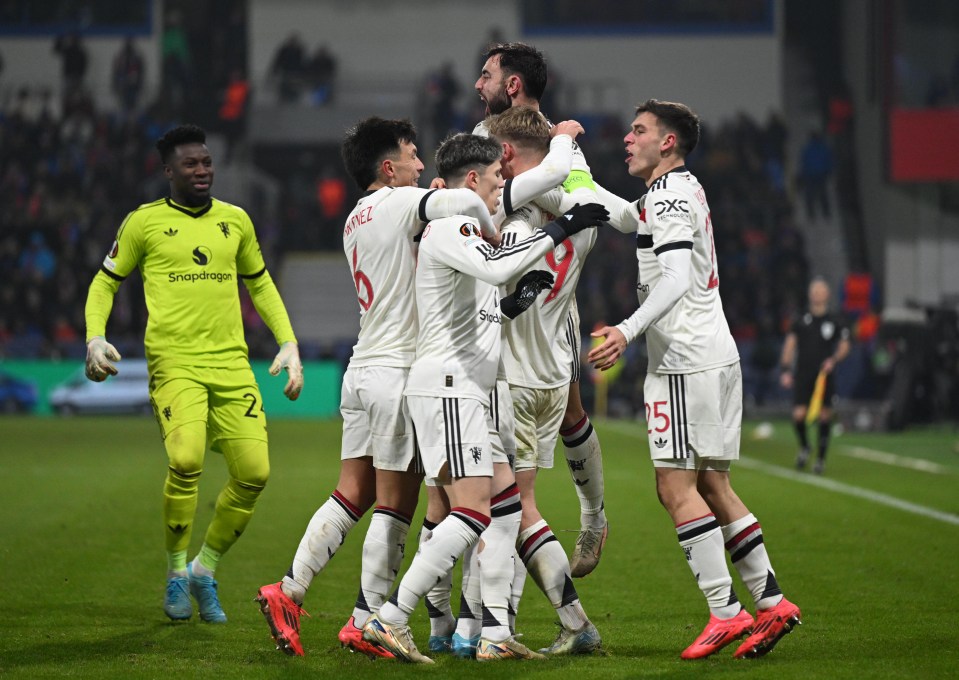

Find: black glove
<box><xmin>543</xmin><ymin>202</ymin><xmax>609</xmax><ymax>243</ymax></box>
<box><xmin>501</xmin><ymin>270</ymin><xmax>555</xmax><ymax>319</ymax></box>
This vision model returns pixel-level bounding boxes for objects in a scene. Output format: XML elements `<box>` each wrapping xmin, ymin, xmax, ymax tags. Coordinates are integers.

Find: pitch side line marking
<box><xmin>734</xmin><ymin>457</ymin><xmax>959</xmax><ymax>526</ymax></box>
<box><xmin>600</xmin><ymin>420</ymin><xmax>959</xmax><ymax>526</ymax></box>
<box><xmin>839</xmin><ymin>445</ymin><xmax>947</xmax><ymax>474</ymax></box>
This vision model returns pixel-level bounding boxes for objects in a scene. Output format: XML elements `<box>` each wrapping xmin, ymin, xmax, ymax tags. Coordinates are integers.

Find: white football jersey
<box><xmin>343</xmin><ymin>185</ymin><xmax>497</xmax><ymax>367</ymax></box>
<box><xmin>500</xmin><ymin>203</ymin><xmax>596</xmax><ymax>388</ymax></box>
<box><xmin>404</xmin><ymin>215</ymin><xmax>558</xmax><ymax>404</ymax></box>
<box><xmin>342</xmin><ymin>186</ymin><xmax>429</xmax><ymax>368</ymax></box>
<box><xmin>633</xmin><ymin>167</ymin><xmax>739</xmax><ymax>373</ymax></box>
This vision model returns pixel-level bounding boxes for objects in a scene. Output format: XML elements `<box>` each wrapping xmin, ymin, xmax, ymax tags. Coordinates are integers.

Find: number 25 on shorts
<box><xmin>645</xmin><ymin>400</ymin><xmax>670</xmax><ymax>434</ymax></box>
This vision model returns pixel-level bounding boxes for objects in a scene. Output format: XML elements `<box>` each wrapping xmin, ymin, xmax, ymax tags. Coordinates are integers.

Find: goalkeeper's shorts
<box><xmin>149</xmin><ymin>363</ymin><xmax>268</xmax><ymax>450</ymax></box>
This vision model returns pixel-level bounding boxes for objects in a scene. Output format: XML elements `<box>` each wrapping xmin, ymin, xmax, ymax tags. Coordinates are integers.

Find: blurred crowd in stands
<box><xmin>269</xmin><ymin>32</ymin><xmax>338</xmax><ymax>106</ymax></box>
<box><xmin>0</xmin><ymin>81</ymin><xmax>162</xmax><ymax>360</ymax></box>
<box><xmin>0</xmin><ymin>80</ymin><xmax>819</xmax><ymax>409</ymax></box>
<box><xmin>4</xmin><ymin>16</ymin><xmax>892</xmax><ymax>415</ymax></box>
<box><xmin>0</xmin><ymin>0</ymin><xmax>258</xmax><ymax>361</ymax></box>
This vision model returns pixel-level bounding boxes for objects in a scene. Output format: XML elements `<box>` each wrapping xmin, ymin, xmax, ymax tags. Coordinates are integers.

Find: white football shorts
<box><xmin>510</xmin><ymin>383</ymin><xmax>569</xmax><ymax>472</ymax></box>
<box><xmin>644</xmin><ymin>362</ymin><xmax>742</xmax><ymax>469</ymax></box>
<box><xmin>424</xmin><ymin>382</ymin><xmax>513</xmax><ymax>487</ymax></box>
<box><xmin>407</xmin><ymin>395</ymin><xmax>494</xmax><ymax>483</ymax></box>
<box><xmin>340</xmin><ymin>365</ymin><xmax>417</xmax><ymax>472</ymax></box>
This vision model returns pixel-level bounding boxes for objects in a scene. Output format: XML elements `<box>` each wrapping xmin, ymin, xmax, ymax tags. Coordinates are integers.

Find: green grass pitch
<box><xmin>2</xmin><ymin>416</ymin><xmax>957</xmax><ymax>678</ymax></box>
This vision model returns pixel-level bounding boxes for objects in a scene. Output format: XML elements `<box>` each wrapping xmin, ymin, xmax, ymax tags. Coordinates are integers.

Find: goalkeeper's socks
<box><xmin>195</xmin><ymin>543</ymin><xmax>221</xmax><ymax>575</ymax></box>
<box><xmin>167</xmin><ymin>550</ymin><xmax>188</xmax><ymax>574</ymax></box>
<box><xmin>190</xmin><ymin>555</ymin><xmax>215</xmax><ymax>579</ymax></box>
<box><xmin>722</xmin><ymin>513</ymin><xmax>783</xmax><ymax>610</ymax></box>
<box><xmin>561</xmin><ymin>415</ymin><xmax>607</xmax><ymax>530</ymax></box>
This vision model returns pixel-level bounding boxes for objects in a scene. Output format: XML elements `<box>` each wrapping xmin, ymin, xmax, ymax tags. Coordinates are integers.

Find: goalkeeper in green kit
<box><xmin>84</xmin><ymin>124</ymin><xmax>304</xmax><ymax>623</ymax></box>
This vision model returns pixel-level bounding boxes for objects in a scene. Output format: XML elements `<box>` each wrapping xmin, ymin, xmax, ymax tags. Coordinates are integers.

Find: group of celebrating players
<box><xmin>83</xmin><ymin>40</ymin><xmax>801</xmax><ymax>664</ymax></box>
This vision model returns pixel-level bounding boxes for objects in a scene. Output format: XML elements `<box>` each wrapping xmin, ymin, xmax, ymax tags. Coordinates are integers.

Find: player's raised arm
<box><xmin>488</xmin><ymin>113</ymin><xmax>576</xmax><ymax>224</ymax></box>
<box><xmin>420</xmin><ymin>187</ymin><xmax>496</xmax><ymax>237</ymax></box>
<box><xmin>594</xmin><ymin>183</ymin><xmax>641</xmax><ymax>234</ymax></box>
<box><xmin>455</xmin><ymin>203</ymin><xmax>608</xmax><ymax>287</ymax></box>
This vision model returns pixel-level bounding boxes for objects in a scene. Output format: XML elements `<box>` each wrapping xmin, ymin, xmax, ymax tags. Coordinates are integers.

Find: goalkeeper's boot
<box><xmin>451</xmin><ymin>632</ymin><xmax>480</xmax><ymax>659</ymax></box>
<box><xmin>733</xmin><ymin>598</ymin><xmax>801</xmax><ymax>659</ymax></box>
<box><xmin>476</xmin><ymin>635</ymin><xmax>546</xmax><ymax>661</ymax></box>
<box><xmin>164</xmin><ymin>575</ymin><xmax>192</xmax><ymax>621</ymax></box>
<box><xmin>681</xmin><ymin>608</ymin><xmax>753</xmax><ymax>659</ymax></box>
<box><xmin>187</xmin><ymin>563</ymin><xmax>227</xmax><ymax>623</ymax></box>
<box><xmin>570</xmin><ymin>522</ymin><xmax>608</xmax><ymax>578</ymax></box>
<box><xmin>362</xmin><ymin>613</ymin><xmax>433</xmax><ymax>664</ymax></box>
<box><xmin>795</xmin><ymin>448</ymin><xmax>810</xmax><ymax>470</ymax></box>
<box><xmin>338</xmin><ymin>615</ymin><xmax>395</xmax><ymax>659</ymax></box>
<box><xmin>538</xmin><ymin>621</ymin><xmax>603</xmax><ymax>656</ymax></box>
<box><xmin>256</xmin><ymin>582</ymin><xmax>307</xmax><ymax>656</ymax></box>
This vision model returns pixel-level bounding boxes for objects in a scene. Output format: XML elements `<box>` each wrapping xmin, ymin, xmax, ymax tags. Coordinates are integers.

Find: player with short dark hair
<box><xmin>589</xmin><ymin>100</ymin><xmax>802</xmax><ymax>660</ymax></box>
<box><xmin>480</xmin><ymin>42</ymin><xmax>548</xmax><ymax>109</ymax></box>
<box><xmin>84</xmin><ymin>123</ymin><xmax>304</xmax><ymax>624</ymax></box>
<box><xmin>155</xmin><ymin>123</ymin><xmax>207</xmax><ymax>163</ymax></box>
<box><xmin>340</xmin><ymin>117</ymin><xmax>419</xmax><ymax>189</ymax></box>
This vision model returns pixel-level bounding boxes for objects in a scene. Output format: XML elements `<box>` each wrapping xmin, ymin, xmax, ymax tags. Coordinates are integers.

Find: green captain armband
<box><xmin>563</xmin><ymin>169</ymin><xmax>596</xmax><ymax>193</ymax></box>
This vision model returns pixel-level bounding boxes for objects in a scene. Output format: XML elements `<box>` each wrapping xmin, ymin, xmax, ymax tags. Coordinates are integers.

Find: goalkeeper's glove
<box><xmin>270</xmin><ymin>341</ymin><xmax>303</xmax><ymax>401</ymax></box>
<box><xmin>85</xmin><ymin>336</ymin><xmax>121</xmax><ymax>382</ymax></box>
<box><xmin>501</xmin><ymin>270</ymin><xmax>555</xmax><ymax>319</ymax></box>
<box><xmin>542</xmin><ymin>202</ymin><xmax>609</xmax><ymax>243</ymax></box>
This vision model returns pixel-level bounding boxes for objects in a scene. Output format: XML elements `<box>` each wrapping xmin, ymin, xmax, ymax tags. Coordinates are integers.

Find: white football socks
<box><xmin>283</xmin><ymin>491</ymin><xmax>361</xmax><ymax>604</ymax></box>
